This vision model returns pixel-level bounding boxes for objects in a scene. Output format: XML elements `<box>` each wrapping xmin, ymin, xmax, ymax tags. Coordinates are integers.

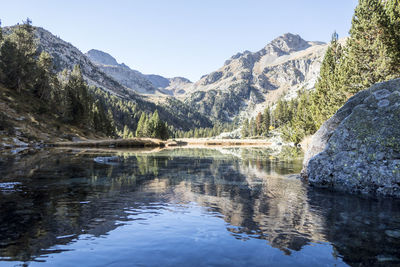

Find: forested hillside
<box><xmin>245</xmin><ymin>0</ymin><xmax>400</xmax><ymax>143</ymax></box>
<box><xmin>0</xmin><ymin>20</ymin><xmax>212</xmax><ymax>143</ymax></box>
<box><xmin>0</xmin><ymin>20</ymin><xmax>115</xmax><ymax>143</ymax></box>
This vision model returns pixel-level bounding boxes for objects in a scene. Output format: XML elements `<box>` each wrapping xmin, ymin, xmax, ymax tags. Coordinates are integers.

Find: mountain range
<box><xmin>85</xmin><ymin>49</ymin><xmax>192</xmax><ymax>96</ymax></box>
<box><xmin>85</xmin><ymin>33</ymin><xmax>328</xmax><ymax>122</ymax></box>
<box><xmin>9</xmin><ymin>26</ymin><xmax>328</xmax><ymax>128</ymax></box>
<box><xmin>184</xmin><ymin>33</ymin><xmax>327</xmax><ymax>121</ymax></box>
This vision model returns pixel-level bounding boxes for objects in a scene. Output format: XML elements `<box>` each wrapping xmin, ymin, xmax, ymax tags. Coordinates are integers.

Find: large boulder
<box><xmin>302</xmin><ymin>79</ymin><xmax>400</xmax><ymax>197</ymax></box>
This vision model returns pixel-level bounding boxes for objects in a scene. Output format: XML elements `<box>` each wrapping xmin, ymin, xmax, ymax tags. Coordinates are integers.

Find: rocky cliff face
<box><xmin>83</xmin><ymin>49</ymin><xmax>119</xmax><ymax>66</ymax></box>
<box><xmin>302</xmin><ymin>79</ymin><xmax>400</xmax><ymax>197</ymax></box>
<box><xmin>184</xmin><ymin>33</ymin><xmax>327</xmax><ymax>121</ymax></box>
<box><xmin>156</xmin><ymin>77</ymin><xmax>192</xmax><ymax>96</ymax></box>
<box><xmin>145</xmin><ymin>75</ymin><xmax>192</xmax><ymax>96</ymax></box>
<box><xmin>86</xmin><ymin>49</ymin><xmax>157</xmax><ymax>94</ymax></box>
<box><xmin>86</xmin><ymin>50</ymin><xmax>192</xmax><ymax>96</ymax></box>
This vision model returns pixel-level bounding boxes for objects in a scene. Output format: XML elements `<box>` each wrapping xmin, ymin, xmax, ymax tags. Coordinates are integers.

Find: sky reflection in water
<box><xmin>0</xmin><ymin>147</ymin><xmax>399</xmax><ymax>266</ymax></box>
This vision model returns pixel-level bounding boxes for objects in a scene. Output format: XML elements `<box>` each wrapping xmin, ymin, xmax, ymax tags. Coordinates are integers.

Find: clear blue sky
<box><xmin>1</xmin><ymin>0</ymin><xmax>358</xmax><ymax>81</ymax></box>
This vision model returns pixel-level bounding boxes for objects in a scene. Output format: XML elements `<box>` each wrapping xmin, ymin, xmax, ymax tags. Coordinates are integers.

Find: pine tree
<box><xmin>58</xmin><ymin>69</ymin><xmax>74</xmax><ymax>122</ymax></box>
<box><xmin>255</xmin><ymin>112</ymin><xmax>263</xmax><ymax>135</ymax></box>
<box><xmin>146</xmin><ymin>110</ymin><xmax>169</xmax><ymax>139</ymax></box>
<box><xmin>35</xmin><ymin>51</ymin><xmax>54</xmax><ymax>100</ymax></box>
<box><xmin>68</xmin><ymin>65</ymin><xmax>89</xmax><ymax>123</ymax></box>
<box><xmin>135</xmin><ymin>112</ymin><xmax>147</xmax><ymax>137</ymax></box>
<box><xmin>9</xmin><ymin>18</ymin><xmax>38</xmax><ymax>93</ymax></box>
<box><xmin>311</xmin><ymin>32</ymin><xmax>346</xmax><ymax>128</ymax></box>
<box><xmin>90</xmin><ymin>99</ymin><xmax>114</xmax><ymax>136</ymax></box>
<box><xmin>249</xmin><ymin>118</ymin><xmax>256</xmax><ymax>137</ymax></box>
<box><xmin>0</xmin><ymin>20</ymin><xmax>3</xmax><ymax>82</ymax></box>
<box><xmin>0</xmin><ymin>39</ymin><xmax>19</xmax><ymax>88</ymax></box>
<box><xmin>194</xmin><ymin>128</ymin><xmax>199</xmax><ymax>138</ymax></box>
<box><xmin>344</xmin><ymin>0</ymin><xmax>398</xmax><ymax>93</ymax></box>
<box><xmin>384</xmin><ymin>0</ymin><xmax>400</xmax><ymax>69</ymax></box>
<box><xmin>0</xmin><ymin>19</ymin><xmax>2</xmax><ymax>42</ymax></box>
<box><xmin>107</xmin><ymin>109</ymin><xmax>115</xmax><ymax>135</ymax></box>
<box><xmin>57</xmin><ymin>65</ymin><xmax>101</xmax><ymax>127</ymax></box>
<box><xmin>123</xmin><ymin>125</ymin><xmax>130</xmax><ymax>139</ymax></box>
<box><xmin>274</xmin><ymin>99</ymin><xmax>292</xmax><ymax>126</ymax></box>
<box><xmin>241</xmin><ymin>119</ymin><xmax>249</xmax><ymax>138</ymax></box>
<box><xmin>286</xmin><ymin>90</ymin><xmax>316</xmax><ymax>143</ymax></box>
<box><xmin>148</xmin><ymin>110</ymin><xmax>163</xmax><ymax>138</ymax></box>
<box><xmin>160</xmin><ymin>122</ymin><xmax>169</xmax><ymax>140</ymax></box>
<box><xmin>262</xmin><ymin>107</ymin><xmax>271</xmax><ymax>135</ymax></box>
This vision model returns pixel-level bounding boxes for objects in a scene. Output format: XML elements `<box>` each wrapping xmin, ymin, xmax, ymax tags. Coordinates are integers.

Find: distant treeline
<box><xmin>173</xmin><ymin>120</ymin><xmax>239</xmax><ymax>138</ymax></box>
<box><xmin>241</xmin><ymin>107</ymin><xmax>271</xmax><ymax>138</ymax></box>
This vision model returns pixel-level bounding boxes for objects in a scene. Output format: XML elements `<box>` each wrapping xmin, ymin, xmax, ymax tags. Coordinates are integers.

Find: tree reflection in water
<box><xmin>0</xmin><ymin>148</ymin><xmax>399</xmax><ymax>266</ymax></box>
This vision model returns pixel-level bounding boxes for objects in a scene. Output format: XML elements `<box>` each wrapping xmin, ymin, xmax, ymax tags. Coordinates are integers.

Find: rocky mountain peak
<box><xmin>84</xmin><ymin>49</ymin><xmax>192</xmax><ymax>96</ymax></box>
<box><xmin>86</xmin><ymin>49</ymin><xmax>119</xmax><ymax>66</ymax></box>
<box><xmin>170</xmin><ymin>77</ymin><xmax>191</xmax><ymax>83</ymax></box>
<box><xmin>267</xmin><ymin>33</ymin><xmax>310</xmax><ymax>54</ymax></box>
<box><xmin>185</xmin><ymin>32</ymin><xmax>328</xmax><ymax>121</ymax></box>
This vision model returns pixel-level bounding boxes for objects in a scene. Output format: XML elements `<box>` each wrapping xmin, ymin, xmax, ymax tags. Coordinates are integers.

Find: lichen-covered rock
<box><xmin>302</xmin><ymin>79</ymin><xmax>400</xmax><ymax>197</ymax></box>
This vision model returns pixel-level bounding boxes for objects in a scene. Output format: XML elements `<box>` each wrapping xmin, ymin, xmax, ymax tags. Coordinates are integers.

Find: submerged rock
<box><xmin>385</xmin><ymin>230</ymin><xmax>400</xmax><ymax>238</ymax></box>
<box><xmin>302</xmin><ymin>79</ymin><xmax>400</xmax><ymax>197</ymax></box>
<box><xmin>93</xmin><ymin>156</ymin><xmax>120</xmax><ymax>165</ymax></box>
<box><xmin>376</xmin><ymin>254</ymin><xmax>400</xmax><ymax>263</ymax></box>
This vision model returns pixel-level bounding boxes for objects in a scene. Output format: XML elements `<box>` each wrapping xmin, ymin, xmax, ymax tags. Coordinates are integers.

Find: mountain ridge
<box><xmin>183</xmin><ymin>33</ymin><xmax>327</xmax><ymax>121</ymax></box>
<box><xmin>86</xmin><ymin>49</ymin><xmax>192</xmax><ymax>96</ymax></box>
<box><xmin>3</xmin><ymin>24</ymin><xmax>328</xmax><ymax>131</ymax></box>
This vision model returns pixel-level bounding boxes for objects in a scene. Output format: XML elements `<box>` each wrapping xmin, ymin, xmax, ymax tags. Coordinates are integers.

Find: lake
<box><xmin>0</xmin><ymin>147</ymin><xmax>399</xmax><ymax>266</ymax></box>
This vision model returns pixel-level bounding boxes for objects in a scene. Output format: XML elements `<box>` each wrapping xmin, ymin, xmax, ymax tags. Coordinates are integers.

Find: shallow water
<box><xmin>0</xmin><ymin>147</ymin><xmax>399</xmax><ymax>266</ymax></box>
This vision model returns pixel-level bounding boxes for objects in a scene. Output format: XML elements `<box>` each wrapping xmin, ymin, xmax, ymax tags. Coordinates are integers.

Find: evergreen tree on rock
<box><xmin>344</xmin><ymin>0</ymin><xmax>398</xmax><ymax>93</ymax></box>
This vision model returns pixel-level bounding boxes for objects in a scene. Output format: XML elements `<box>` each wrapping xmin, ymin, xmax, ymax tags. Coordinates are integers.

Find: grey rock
<box><xmin>86</xmin><ymin>49</ymin><xmax>157</xmax><ymax>94</ymax></box>
<box><xmin>302</xmin><ymin>79</ymin><xmax>400</xmax><ymax>197</ymax></box>
<box><xmin>185</xmin><ymin>33</ymin><xmax>327</xmax><ymax>121</ymax></box>
<box><xmin>373</xmin><ymin>89</ymin><xmax>391</xmax><ymax>100</ymax></box>
<box><xmin>145</xmin><ymin>74</ymin><xmax>170</xmax><ymax>88</ymax></box>
<box><xmin>85</xmin><ymin>49</ymin><xmax>119</xmax><ymax>66</ymax></box>
<box><xmin>376</xmin><ymin>255</ymin><xmax>400</xmax><ymax>262</ymax></box>
<box><xmin>85</xmin><ymin>50</ymin><xmax>192</xmax><ymax>96</ymax></box>
<box><xmin>267</xmin><ymin>33</ymin><xmax>311</xmax><ymax>54</ymax></box>
<box><xmin>155</xmin><ymin>76</ymin><xmax>192</xmax><ymax>96</ymax></box>
<box><xmin>385</xmin><ymin>229</ymin><xmax>400</xmax><ymax>238</ymax></box>
<box><xmin>203</xmin><ymin>71</ymin><xmax>223</xmax><ymax>85</ymax></box>
<box><xmin>12</xmin><ymin>138</ymin><xmax>28</xmax><ymax>147</ymax></box>
<box><xmin>94</xmin><ymin>156</ymin><xmax>120</xmax><ymax>165</ymax></box>
<box><xmin>378</xmin><ymin>99</ymin><xmax>390</xmax><ymax>108</ymax></box>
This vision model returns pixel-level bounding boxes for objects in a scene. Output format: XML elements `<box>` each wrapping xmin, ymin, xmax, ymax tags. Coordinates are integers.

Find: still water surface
<box><xmin>0</xmin><ymin>147</ymin><xmax>399</xmax><ymax>266</ymax></box>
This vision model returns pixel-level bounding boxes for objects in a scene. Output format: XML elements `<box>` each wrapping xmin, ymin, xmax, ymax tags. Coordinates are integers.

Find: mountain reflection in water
<box><xmin>0</xmin><ymin>148</ymin><xmax>399</xmax><ymax>266</ymax></box>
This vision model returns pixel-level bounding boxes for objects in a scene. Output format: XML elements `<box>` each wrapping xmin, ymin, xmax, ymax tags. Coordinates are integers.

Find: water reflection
<box><xmin>0</xmin><ymin>148</ymin><xmax>399</xmax><ymax>266</ymax></box>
